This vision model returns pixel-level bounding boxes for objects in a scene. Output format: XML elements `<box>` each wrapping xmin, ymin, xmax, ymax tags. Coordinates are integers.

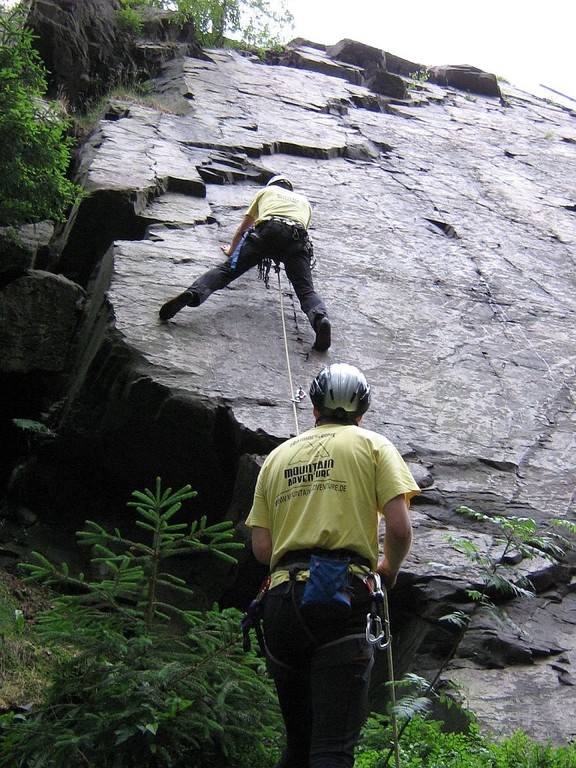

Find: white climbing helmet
<box><xmin>266</xmin><ymin>175</ymin><xmax>294</xmax><ymax>191</ymax></box>
<box><xmin>310</xmin><ymin>363</ymin><xmax>371</xmax><ymax>424</ymax></box>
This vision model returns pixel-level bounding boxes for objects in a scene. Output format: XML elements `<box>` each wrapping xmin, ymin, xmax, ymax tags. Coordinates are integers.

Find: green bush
<box><xmin>489</xmin><ymin>731</ymin><xmax>576</xmax><ymax>768</ymax></box>
<box><xmin>115</xmin><ymin>6</ymin><xmax>144</xmax><ymax>35</ymax></box>
<box><xmin>0</xmin><ymin>479</ymin><xmax>282</xmax><ymax>767</ymax></box>
<box><xmin>0</xmin><ymin>5</ymin><xmax>81</xmax><ymax>227</ymax></box>
<box><xmin>356</xmin><ymin>715</ymin><xmax>576</xmax><ymax>768</ymax></box>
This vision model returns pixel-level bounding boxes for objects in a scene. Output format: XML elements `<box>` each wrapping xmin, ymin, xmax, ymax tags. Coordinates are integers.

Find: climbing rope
<box><xmin>363</xmin><ymin>574</ymin><xmax>401</xmax><ymax>768</ymax></box>
<box><xmin>382</xmin><ymin>585</ymin><xmax>401</xmax><ymax>768</ymax></box>
<box><xmin>275</xmin><ymin>265</ymin><xmax>301</xmax><ymax>435</ymax></box>
<box><xmin>271</xmin><ymin>255</ymin><xmax>399</xmax><ymax>764</ymax></box>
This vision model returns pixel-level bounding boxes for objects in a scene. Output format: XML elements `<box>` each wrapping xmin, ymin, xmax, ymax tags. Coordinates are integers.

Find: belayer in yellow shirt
<box><xmin>246</xmin><ymin>363</ymin><xmax>420</xmax><ymax>768</ymax></box>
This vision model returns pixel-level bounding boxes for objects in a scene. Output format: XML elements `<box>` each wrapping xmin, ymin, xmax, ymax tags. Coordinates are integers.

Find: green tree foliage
<box><xmin>0</xmin><ymin>479</ymin><xmax>282</xmax><ymax>767</ymax></box>
<box><xmin>120</xmin><ymin>0</ymin><xmax>294</xmax><ymax>48</ymax></box>
<box><xmin>0</xmin><ymin>4</ymin><xmax>81</xmax><ymax>227</ymax></box>
<box><xmin>442</xmin><ymin>507</ymin><xmax>574</xmax><ymax>623</ymax></box>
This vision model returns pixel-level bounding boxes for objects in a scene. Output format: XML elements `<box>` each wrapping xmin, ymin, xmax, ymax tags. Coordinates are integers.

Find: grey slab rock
<box><xmin>429</xmin><ymin>65</ymin><xmax>502</xmax><ymax>97</ymax></box>
<box><xmin>118</xmin><ymin>52</ymin><xmax>576</xmax><ymax>741</ymax></box>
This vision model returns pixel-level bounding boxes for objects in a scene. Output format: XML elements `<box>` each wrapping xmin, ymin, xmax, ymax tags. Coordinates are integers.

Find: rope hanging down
<box><xmin>275</xmin><ymin>264</ymin><xmax>301</xmax><ymax>436</ymax></box>
<box><xmin>364</xmin><ymin>573</ymin><xmax>400</xmax><ymax>768</ymax></box>
<box><xmin>382</xmin><ymin>585</ymin><xmax>401</xmax><ymax>768</ymax></box>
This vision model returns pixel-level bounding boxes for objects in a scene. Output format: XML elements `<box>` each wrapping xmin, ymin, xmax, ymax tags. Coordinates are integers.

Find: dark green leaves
<box><xmin>0</xmin><ymin>5</ymin><xmax>82</xmax><ymax>227</ymax></box>
<box><xmin>4</xmin><ymin>477</ymin><xmax>282</xmax><ymax>767</ymax></box>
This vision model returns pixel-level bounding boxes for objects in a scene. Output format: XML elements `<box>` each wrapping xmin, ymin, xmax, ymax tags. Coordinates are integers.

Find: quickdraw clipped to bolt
<box><xmin>364</xmin><ymin>572</ymin><xmax>391</xmax><ymax>650</ymax></box>
<box><xmin>292</xmin><ymin>386</ymin><xmax>306</xmax><ymax>403</ymax></box>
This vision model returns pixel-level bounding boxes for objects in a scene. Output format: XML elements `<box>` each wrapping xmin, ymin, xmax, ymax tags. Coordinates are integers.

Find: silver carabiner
<box><xmin>364</xmin><ymin>571</ymin><xmax>384</xmax><ymax>597</ymax></box>
<box><xmin>364</xmin><ymin>572</ymin><xmax>391</xmax><ymax>650</ymax></box>
<box><xmin>292</xmin><ymin>386</ymin><xmax>306</xmax><ymax>403</ymax></box>
<box><xmin>366</xmin><ymin>612</ymin><xmax>391</xmax><ymax>649</ymax></box>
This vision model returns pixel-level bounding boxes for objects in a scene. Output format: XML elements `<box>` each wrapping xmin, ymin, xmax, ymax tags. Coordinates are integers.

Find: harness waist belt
<box><xmin>274</xmin><ymin>548</ymin><xmax>371</xmax><ymax>572</ymax></box>
<box><xmin>258</xmin><ymin>216</ymin><xmax>306</xmax><ymax>229</ymax></box>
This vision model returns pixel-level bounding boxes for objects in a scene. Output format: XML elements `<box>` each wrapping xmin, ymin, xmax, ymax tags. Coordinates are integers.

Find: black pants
<box><xmin>186</xmin><ymin>219</ymin><xmax>328</xmax><ymax>328</ymax></box>
<box><xmin>263</xmin><ymin>579</ymin><xmax>374</xmax><ymax>768</ymax></box>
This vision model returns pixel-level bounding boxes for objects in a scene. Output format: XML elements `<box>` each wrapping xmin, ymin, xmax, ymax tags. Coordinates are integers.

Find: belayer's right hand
<box><xmin>221</xmin><ymin>245</ymin><xmax>231</xmax><ymax>257</ymax></box>
<box><xmin>376</xmin><ymin>558</ymin><xmax>398</xmax><ymax>590</ymax></box>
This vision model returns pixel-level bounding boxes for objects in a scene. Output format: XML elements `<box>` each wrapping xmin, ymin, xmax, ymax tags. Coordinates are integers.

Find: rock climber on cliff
<box><xmin>159</xmin><ymin>175</ymin><xmax>332</xmax><ymax>351</ymax></box>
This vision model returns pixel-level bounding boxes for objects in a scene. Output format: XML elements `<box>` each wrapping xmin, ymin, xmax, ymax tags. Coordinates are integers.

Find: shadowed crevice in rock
<box><xmin>56</xmin><ymin>191</ymin><xmax>154</xmax><ymax>285</ymax></box>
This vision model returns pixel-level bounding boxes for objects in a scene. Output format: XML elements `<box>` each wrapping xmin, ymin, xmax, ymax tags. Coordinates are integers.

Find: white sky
<box><xmin>280</xmin><ymin>0</ymin><xmax>575</xmax><ymax>102</ymax></box>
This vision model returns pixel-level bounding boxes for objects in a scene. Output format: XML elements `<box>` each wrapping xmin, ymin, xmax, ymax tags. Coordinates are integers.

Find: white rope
<box><xmin>276</xmin><ymin>267</ymin><xmax>300</xmax><ymax>436</ymax></box>
<box><xmin>382</xmin><ymin>586</ymin><xmax>401</xmax><ymax>768</ymax></box>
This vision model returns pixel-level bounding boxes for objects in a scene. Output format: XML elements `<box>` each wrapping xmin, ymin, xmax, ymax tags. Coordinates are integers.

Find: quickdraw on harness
<box><xmin>257</xmin><ymin>257</ymin><xmax>274</xmax><ymax>288</ymax></box>
<box><xmin>363</xmin><ymin>572</ymin><xmax>391</xmax><ymax>650</ymax></box>
<box><xmin>240</xmin><ymin>575</ymin><xmax>270</xmax><ymax>654</ymax></box>
<box><xmin>256</xmin><ymin>217</ymin><xmax>316</xmax><ymax>289</ymax></box>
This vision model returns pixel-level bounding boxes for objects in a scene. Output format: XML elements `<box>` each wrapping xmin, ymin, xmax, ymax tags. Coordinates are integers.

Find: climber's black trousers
<box><xmin>263</xmin><ymin>580</ymin><xmax>374</xmax><ymax>768</ymax></box>
<box><xmin>187</xmin><ymin>219</ymin><xmax>328</xmax><ymax>328</ymax></box>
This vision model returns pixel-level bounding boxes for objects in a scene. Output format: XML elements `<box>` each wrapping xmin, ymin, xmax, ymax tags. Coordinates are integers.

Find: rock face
<box><xmin>428</xmin><ymin>64</ymin><xmax>501</xmax><ymax>96</ymax></box>
<box><xmin>1</xmin><ymin>6</ymin><xmax>575</xmax><ymax>745</ymax></box>
<box><xmin>27</xmin><ymin>0</ymin><xmax>204</xmax><ymax>110</ymax></box>
<box><xmin>0</xmin><ymin>271</ymin><xmax>84</xmax><ymax>372</ymax></box>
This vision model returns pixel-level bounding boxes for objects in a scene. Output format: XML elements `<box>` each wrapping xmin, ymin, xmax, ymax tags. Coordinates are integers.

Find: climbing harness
<box><xmin>240</xmin><ymin>565</ymin><xmax>401</xmax><ymax>767</ymax></box>
<box><xmin>256</xmin><ymin>217</ymin><xmax>312</xmax><ymax>288</ymax></box>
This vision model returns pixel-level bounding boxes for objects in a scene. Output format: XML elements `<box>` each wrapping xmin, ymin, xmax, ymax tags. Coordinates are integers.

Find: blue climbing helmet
<box><xmin>310</xmin><ymin>363</ymin><xmax>371</xmax><ymax>423</ymax></box>
<box><xmin>266</xmin><ymin>175</ymin><xmax>294</xmax><ymax>191</ymax></box>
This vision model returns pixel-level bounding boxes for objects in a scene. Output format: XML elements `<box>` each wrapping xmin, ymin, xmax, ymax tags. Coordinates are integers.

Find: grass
<box><xmin>0</xmin><ymin>568</ymin><xmax>60</xmax><ymax>707</ymax></box>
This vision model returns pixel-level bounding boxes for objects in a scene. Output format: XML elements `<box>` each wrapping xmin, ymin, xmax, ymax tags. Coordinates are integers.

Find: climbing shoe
<box><xmin>159</xmin><ymin>290</ymin><xmax>196</xmax><ymax>321</ymax></box>
<box><xmin>313</xmin><ymin>316</ymin><xmax>331</xmax><ymax>351</ymax></box>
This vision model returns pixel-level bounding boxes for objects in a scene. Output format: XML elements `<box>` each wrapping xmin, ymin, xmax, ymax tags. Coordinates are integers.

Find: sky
<box><xmin>279</xmin><ymin>0</ymin><xmax>575</xmax><ymax>104</ymax></box>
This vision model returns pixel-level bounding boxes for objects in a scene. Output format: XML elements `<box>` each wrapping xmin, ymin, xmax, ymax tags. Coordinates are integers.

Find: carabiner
<box><xmin>364</xmin><ymin>572</ymin><xmax>384</xmax><ymax>598</ymax></box>
<box><xmin>292</xmin><ymin>386</ymin><xmax>306</xmax><ymax>403</ymax></box>
<box><xmin>366</xmin><ymin>612</ymin><xmax>390</xmax><ymax>649</ymax></box>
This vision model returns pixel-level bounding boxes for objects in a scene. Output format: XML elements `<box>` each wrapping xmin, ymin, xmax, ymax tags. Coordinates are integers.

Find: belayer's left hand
<box><xmin>221</xmin><ymin>245</ymin><xmax>231</xmax><ymax>257</ymax></box>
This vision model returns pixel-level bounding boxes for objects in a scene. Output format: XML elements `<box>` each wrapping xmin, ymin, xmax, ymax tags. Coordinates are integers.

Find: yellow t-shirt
<box><xmin>246</xmin><ymin>424</ymin><xmax>420</xmax><ymax>578</ymax></box>
<box><xmin>246</xmin><ymin>186</ymin><xmax>312</xmax><ymax>228</ymax></box>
